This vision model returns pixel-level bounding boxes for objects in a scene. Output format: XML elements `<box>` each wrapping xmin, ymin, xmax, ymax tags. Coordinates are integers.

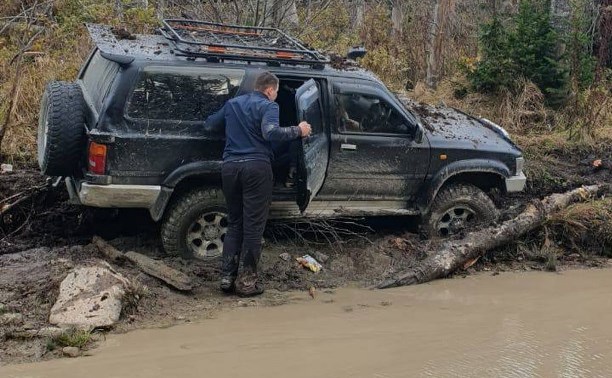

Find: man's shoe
<box><xmin>235</xmin><ymin>272</ymin><xmax>264</xmax><ymax>297</ymax></box>
<box><xmin>220</xmin><ymin>276</ymin><xmax>235</xmax><ymax>293</ymax></box>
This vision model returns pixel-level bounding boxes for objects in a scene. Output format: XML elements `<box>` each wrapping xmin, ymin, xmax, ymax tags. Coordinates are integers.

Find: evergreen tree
<box><xmin>510</xmin><ymin>0</ymin><xmax>570</xmax><ymax>107</ymax></box>
<box><xmin>470</xmin><ymin>0</ymin><xmax>571</xmax><ymax>107</ymax></box>
<box><xmin>470</xmin><ymin>16</ymin><xmax>514</xmax><ymax>93</ymax></box>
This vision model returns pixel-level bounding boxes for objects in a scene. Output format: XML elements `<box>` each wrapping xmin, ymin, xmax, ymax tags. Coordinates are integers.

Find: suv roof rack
<box><xmin>160</xmin><ymin>19</ymin><xmax>329</xmax><ymax>68</ymax></box>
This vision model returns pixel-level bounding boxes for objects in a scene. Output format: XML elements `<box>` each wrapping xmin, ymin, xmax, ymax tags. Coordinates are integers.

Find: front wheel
<box><xmin>422</xmin><ymin>184</ymin><xmax>498</xmax><ymax>238</ymax></box>
<box><xmin>161</xmin><ymin>188</ymin><xmax>228</xmax><ymax>260</ymax></box>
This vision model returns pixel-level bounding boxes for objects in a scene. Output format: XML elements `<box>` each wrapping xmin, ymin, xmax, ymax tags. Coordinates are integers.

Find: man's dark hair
<box><xmin>254</xmin><ymin>71</ymin><xmax>279</xmax><ymax>92</ymax></box>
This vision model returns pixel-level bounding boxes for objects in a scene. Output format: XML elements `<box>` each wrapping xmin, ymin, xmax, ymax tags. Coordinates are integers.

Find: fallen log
<box><xmin>93</xmin><ymin>236</ymin><xmax>193</xmax><ymax>291</ymax></box>
<box><xmin>377</xmin><ymin>184</ymin><xmax>611</xmax><ymax>289</ymax></box>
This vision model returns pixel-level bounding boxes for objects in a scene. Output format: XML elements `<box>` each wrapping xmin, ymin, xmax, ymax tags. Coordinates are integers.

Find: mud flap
<box><xmin>295</xmin><ymin>79</ymin><xmax>329</xmax><ymax>212</ymax></box>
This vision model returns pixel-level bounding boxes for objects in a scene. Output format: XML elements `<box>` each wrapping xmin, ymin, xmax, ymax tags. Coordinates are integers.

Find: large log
<box><xmin>93</xmin><ymin>236</ymin><xmax>193</xmax><ymax>291</ymax></box>
<box><xmin>377</xmin><ymin>184</ymin><xmax>611</xmax><ymax>289</ymax></box>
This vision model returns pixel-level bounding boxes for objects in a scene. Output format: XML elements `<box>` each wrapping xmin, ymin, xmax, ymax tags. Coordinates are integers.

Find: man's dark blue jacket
<box><xmin>206</xmin><ymin>91</ymin><xmax>300</xmax><ymax>163</ymax></box>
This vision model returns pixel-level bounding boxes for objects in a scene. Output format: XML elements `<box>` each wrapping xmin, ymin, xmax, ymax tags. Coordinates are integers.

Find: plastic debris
<box><xmin>296</xmin><ymin>255</ymin><xmax>322</xmax><ymax>273</ymax></box>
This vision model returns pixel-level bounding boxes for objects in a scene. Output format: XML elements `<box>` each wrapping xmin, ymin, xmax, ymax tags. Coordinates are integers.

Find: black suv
<box><xmin>37</xmin><ymin>20</ymin><xmax>526</xmax><ymax>260</ymax></box>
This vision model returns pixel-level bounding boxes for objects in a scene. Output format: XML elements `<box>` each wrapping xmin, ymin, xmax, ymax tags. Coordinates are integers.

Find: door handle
<box><xmin>341</xmin><ymin>143</ymin><xmax>357</xmax><ymax>151</ymax></box>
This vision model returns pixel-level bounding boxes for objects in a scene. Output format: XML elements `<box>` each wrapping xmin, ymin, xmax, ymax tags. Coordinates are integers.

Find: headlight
<box><xmin>515</xmin><ymin>157</ymin><xmax>525</xmax><ymax>175</ymax></box>
<box><xmin>481</xmin><ymin>118</ymin><xmax>510</xmax><ymax>140</ymax></box>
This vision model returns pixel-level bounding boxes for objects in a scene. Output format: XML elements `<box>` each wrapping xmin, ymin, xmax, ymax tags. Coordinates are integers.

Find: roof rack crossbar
<box><xmin>160</xmin><ymin>19</ymin><xmax>329</xmax><ymax>66</ymax></box>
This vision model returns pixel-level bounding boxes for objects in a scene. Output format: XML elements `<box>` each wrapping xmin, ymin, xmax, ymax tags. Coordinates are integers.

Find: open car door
<box><xmin>295</xmin><ymin>79</ymin><xmax>329</xmax><ymax>212</ymax></box>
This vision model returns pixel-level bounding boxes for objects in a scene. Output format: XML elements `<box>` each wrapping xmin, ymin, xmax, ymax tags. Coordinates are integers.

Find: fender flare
<box><xmin>418</xmin><ymin>159</ymin><xmax>510</xmax><ymax>213</ymax></box>
<box><xmin>149</xmin><ymin>161</ymin><xmax>223</xmax><ymax>221</ymax></box>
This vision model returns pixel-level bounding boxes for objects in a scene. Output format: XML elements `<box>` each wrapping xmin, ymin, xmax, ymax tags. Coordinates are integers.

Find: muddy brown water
<box><xmin>3</xmin><ymin>268</ymin><xmax>612</xmax><ymax>378</ymax></box>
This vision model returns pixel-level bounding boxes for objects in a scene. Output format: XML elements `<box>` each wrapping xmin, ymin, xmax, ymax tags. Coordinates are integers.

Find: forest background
<box><xmin>0</xmin><ymin>0</ymin><xmax>610</xmax><ymax>164</ymax></box>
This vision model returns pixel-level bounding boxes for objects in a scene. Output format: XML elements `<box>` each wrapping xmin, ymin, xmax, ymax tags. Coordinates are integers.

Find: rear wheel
<box><xmin>422</xmin><ymin>183</ymin><xmax>498</xmax><ymax>238</ymax></box>
<box><xmin>161</xmin><ymin>188</ymin><xmax>228</xmax><ymax>260</ymax></box>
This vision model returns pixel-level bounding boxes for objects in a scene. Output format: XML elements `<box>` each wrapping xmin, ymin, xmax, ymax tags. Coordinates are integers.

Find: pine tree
<box><xmin>510</xmin><ymin>0</ymin><xmax>569</xmax><ymax>106</ymax></box>
<box><xmin>470</xmin><ymin>0</ymin><xmax>571</xmax><ymax>107</ymax></box>
<box><xmin>470</xmin><ymin>16</ymin><xmax>514</xmax><ymax>93</ymax></box>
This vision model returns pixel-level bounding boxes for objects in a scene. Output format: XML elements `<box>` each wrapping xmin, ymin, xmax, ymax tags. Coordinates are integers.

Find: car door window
<box><xmin>335</xmin><ymin>92</ymin><xmax>410</xmax><ymax>135</ymax></box>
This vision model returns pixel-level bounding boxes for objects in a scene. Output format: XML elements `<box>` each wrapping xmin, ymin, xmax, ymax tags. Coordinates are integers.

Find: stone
<box><xmin>279</xmin><ymin>253</ymin><xmax>291</xmax><ymax>261</ymax></box>
<box><xmin>0</xmin><ymin>303</ymin><xmax>7</xmax><ymax>314</ymax></box>
<box><xmin>37</xmin><ymin>327</ymin><xmax>65</xmax><ymax>338</ymax></box>
<box><xmin>313</xmin><ymin>251</ymin><xmax>329</xmax><ymax>263</ymax></box>
<box><xmin>0</xmin><ymin>312</ymin><xmax>24</xmax><ymax>326</ymax></box>
<box><xmin>62</xmin><ymin>346</ymin><xmax>80</xmax><ymax>358</ymax></box>
<box><xmin>49</xmin><ymin>266</ymin><xmax>129</xmax><ymax>330</ymax></box>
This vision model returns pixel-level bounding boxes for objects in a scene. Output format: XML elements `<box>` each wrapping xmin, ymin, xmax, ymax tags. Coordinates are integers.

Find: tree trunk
<box><xmin>391</xmin><ymin>0</ymin><xmax>404</xmax><ymax>38</ymax></box>
<box><xmin>0</xmin><ymin>55</ymin><xmax>24</xmax><ymax>153</ymax></box>
<box><xmin>425</xmin><ymin>0</ymin><xmax>455</xmax><ymax>89</ymax></box>
<box><xmin>353</xmin><ymin>0</ymin><xmax>365</xmax><ymax>29</ymax></box>
<box><xmin>377</xmin><ymin>184</ymin><xmax>611</xmax><ymax>289</ymax></box>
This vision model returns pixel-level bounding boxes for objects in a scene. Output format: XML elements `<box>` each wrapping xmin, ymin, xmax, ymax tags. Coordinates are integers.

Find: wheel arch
<box><xmin>149</xmin><ymin>162</ymin><xmax>222</xmax><ymax>221</ymax></box>
<box><xmin>418</xmin><ymin>159</ymin><xmax>509</xmax><ymax>214</ymax></box>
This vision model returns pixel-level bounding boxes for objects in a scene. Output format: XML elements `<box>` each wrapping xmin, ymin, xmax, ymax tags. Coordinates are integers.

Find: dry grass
<box><xmin>408</xmin><ymin>76</ymin><xmax>612</xmax><ymax>156</ymax></box>
<box><xmin>548</xmin><ymin>199</ymin><xmax>612</xmax><ymax>257</ymax></box>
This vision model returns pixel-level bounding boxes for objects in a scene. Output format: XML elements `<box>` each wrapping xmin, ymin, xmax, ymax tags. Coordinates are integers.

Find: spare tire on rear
<box><xmin>37</xmin><ymin>81</ymin><xmax>86</xmax><ymax>176</ymax></box>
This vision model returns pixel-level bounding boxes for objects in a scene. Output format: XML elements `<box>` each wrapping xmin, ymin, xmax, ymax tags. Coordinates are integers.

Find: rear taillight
<box><xmin>88</xmin><ymin>142</ymin><xmax>107</xmax><ymax>175</ymax></box>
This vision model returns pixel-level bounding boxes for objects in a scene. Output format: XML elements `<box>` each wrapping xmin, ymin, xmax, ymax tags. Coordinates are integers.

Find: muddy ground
<box><xmin>0</xmin><ymin>148</ymin><xmax>611</xmax><ymax>365</ymax></box>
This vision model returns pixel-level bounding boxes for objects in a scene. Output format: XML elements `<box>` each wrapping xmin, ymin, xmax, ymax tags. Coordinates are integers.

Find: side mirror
<box><xmin>414</xmin><ymin>124</ymin><xmax>424</xmax><ymax>144</ymax></box>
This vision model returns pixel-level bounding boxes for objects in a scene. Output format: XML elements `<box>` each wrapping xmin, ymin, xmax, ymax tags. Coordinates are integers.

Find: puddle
<box><xmin>3</xmin><ymin>269</ymin><xmax>612</xmax><ymax>378</ymax></box>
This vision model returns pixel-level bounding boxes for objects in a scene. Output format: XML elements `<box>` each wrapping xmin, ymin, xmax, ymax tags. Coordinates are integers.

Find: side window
<box><xmin>335</xmin><ymin>92</ymin><xmax>410</xmax><ymax>135</ymax></box>
<box><xmin>81</xmin><ymin>51</ymin><xmax>120</xmax><ymax>111</ymax></box>
<box><xmin>127</xmin><ymin>66</ymin><xmax>244</xmax><ymax>122</ymax></box>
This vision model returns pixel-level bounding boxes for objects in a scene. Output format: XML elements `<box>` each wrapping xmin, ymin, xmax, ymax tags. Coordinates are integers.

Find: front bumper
<box><xmin>505</xmin><ymin>172</ymin><xmax>527</xmax><ymax>192</ymax></box>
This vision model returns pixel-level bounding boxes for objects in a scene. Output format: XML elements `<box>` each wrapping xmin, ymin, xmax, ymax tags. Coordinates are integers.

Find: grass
<box><xmin>121</xmin><ymin>280</ymin><xmax>150</xmax><ymax>316</ymax></box>
<box><xmin>53</xmin><ymin>328</ymin><xmax>93</xmax><ymax>349</ymax></box>
<box><xmin>548</xmin><ymin>199</ymin><xmax>612</xmax><ymax>257</ymax></box>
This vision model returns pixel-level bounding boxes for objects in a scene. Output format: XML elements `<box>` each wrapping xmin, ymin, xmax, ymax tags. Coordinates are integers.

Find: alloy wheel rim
<box><xmin>436</xmin><ymin>205</ymin><xmax>477</xmax><ymax>236</ymax></box>
<box><xmin>186</xmin><ymin>211</ymin><xmax>228</xmax><ymax>259</ymax></box>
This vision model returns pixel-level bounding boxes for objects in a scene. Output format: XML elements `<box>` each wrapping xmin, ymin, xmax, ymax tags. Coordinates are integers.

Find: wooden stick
<box><xmin>93</xmin><ymin>236</ymin><xmax>193</xmax><ymax>292</ymax></box>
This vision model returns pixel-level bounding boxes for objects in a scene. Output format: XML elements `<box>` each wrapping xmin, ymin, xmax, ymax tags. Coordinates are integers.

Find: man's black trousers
<box><xmin>221</xmin><ymin>160</ymin><xmax>273</xmax><ymax>278</ymax></box>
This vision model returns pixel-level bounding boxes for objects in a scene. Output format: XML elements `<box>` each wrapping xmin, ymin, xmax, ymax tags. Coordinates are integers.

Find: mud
<box><xmin>4</xmin><ymin>268</ymin><xmax>612</xmax><ymax>377</ymax></box>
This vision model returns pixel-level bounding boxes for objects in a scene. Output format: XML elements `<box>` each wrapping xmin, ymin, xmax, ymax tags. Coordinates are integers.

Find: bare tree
<box><xmin>0</xmin><ymin>1</ymin><xmax>48</xmax><ymax>154</ymax></box>
<box><xmin>391</xmin><ymin>0</ymin><xmax>404</xmax><ymax>37</ymax></box>
<box><xmin>426</xmin><ymin>0</ymin><xmax>456</xmax><ymax>89</ymax></box>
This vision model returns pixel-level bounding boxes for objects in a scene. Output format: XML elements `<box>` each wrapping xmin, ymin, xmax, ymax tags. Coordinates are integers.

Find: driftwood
<box><xmin>93</xmin><ymin>236</ymin><xmax>193</xmax><ymax>291</ymax></box>
<box><xmin>377</xmin><ymin>184</ymin><xmax>611</xmax><ymax>289</ymax></box>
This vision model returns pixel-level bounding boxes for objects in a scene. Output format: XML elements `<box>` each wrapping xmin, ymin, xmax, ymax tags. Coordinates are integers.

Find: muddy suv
<box><xmin>37</xmin><ymin>20</ymin><xmax>526</xmax><ymax>260</ymax></box>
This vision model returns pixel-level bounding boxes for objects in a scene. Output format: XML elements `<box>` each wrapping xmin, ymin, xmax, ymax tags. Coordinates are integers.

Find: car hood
<box><xmin>398</xmin><ymin>96</ymin><xmax>519</xmax><ymax>151</ymax></box>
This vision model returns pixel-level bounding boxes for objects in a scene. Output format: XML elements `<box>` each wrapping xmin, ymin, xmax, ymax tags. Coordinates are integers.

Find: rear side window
<box><xmin>126</xmin><ymin>66</ymin><xmax>244</xmax><ymax>122</ymax></box>
<box><xmin>81</xmin><ymin>51</ymin><xmax>120</xmax><ymax>111</ymax></box>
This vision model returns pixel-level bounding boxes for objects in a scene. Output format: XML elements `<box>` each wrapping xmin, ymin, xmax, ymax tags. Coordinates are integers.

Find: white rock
<box><xmin>0</xmin><ymin>163</ymin><xmax>13</xmax><ymax>173</ymax></box>
<box><xmin>49</xmin><ymin>266</ymin><xmax>128</xmax><ymax>330</ymax></box>
<box><xmin>62</xmin><ymin>346</ymin><xmax>80</xmax><ymax>358</ymax></box>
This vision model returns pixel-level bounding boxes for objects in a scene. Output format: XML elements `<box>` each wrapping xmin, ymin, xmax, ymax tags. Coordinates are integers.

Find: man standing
<box><xmin>206</xmin><ymin>71</ymin><xmax>311</xmax><ymax>297</ymax></box>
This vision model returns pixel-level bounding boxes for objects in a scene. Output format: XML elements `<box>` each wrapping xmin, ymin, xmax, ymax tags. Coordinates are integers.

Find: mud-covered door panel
<box><xmin>295</xmin><ymin>79</ymin><xmax>329</xmax><ymax>212</ymax></box>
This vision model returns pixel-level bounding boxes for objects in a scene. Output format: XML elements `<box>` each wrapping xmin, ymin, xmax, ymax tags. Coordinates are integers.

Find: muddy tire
<box><xmin>37</xmin><ymin>81</ymin><xmax>86</xmax><ymax>176</ymax></box>
<box><xmin>161</xmin><ymin>188</ymin><xmax>228</xmax><ymax>260</ymax></box>
<box><xmin>422</xmin><ymin>183</ymin><xmax>498</xmax><ymax>238</ymax></box>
